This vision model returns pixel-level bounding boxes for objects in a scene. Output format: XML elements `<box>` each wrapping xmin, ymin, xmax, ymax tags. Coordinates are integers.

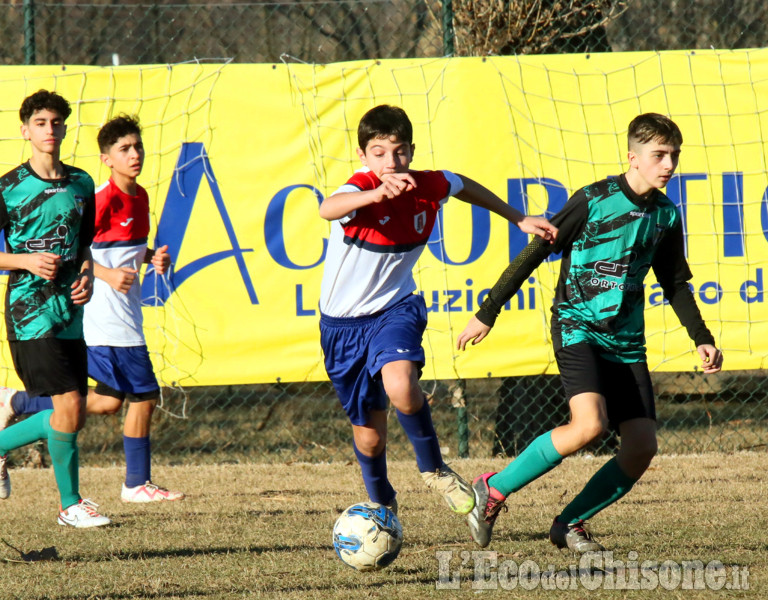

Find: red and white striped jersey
<box><xmin>83</xmin><ymin>178</ymin><xmax>150</xmax><ymax>346</ymax></box>
<box><xmin>319</xmin><ymin>168</ymin><xmax>463</xmax><ymax>317</ymax></box>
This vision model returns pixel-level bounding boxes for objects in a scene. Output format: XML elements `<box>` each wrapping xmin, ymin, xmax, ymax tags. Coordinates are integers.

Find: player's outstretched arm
<box><xmin>457</xmin><ymin>316</ymin><xmax>492</xmax><ymax>350</ymax></box>
<box><xmin>454</xmin><ymin>175</ymin><xmax>557</xmax><ymax>242</ymax></box>
<box><xmin>473</xmin><ymin>237</ymin><xmax>554</xmax><ymax>329</ymax></box>
<box><xmin>319</xmin><ymin>172</ymin><xmax>417</xmax><ymax>221</ymax></box>
<box><xmin>697</xmin><ymin>344</ymin><xmax>723</xmax><ymax>374</ymax></box>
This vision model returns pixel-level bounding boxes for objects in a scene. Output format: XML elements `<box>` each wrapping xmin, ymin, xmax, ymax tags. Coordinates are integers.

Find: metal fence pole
<box><xmin>442</xmin><ymin>0</ymin><xmax>454</xmax><ymax>56</ymax></box>
<box><xmin>451</xmin><ymin>380</ymin><xmax>469</xmax><ymax>458</ymax></box>
<box><xmin>23</xmin><ymin>0</ymin><xmax>36</xmax><ymax>65</ymax></box>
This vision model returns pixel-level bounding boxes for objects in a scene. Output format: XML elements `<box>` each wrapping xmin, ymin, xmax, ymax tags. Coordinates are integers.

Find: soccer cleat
<box><xmin>0</xmin><ymin>454</ymin><xmax>10</xmax><ymax>500</ymax></box>
<box><xmin>549</xmin><ymin>517</ymin><xmax>605</xmax><ymax>553</ymax></box>
<box><xmin>0</xmin><ymin>387</ymin><xmax>17</xmax><ymax>432</ymax></box>
<box><xmin>57</xmin><ymin>499</ymin><xmax>112</xmax><ymax>528</ymax></box>
<box><xmin>384</xmin><ymin>497</ymin><xmax>398</xmax><ymax>516</ymax></box>
<box><xmin>121</xmin><ymin>481</ymin><xmax>185</xmax><ymax>503</ymax></box>
<box><xmin>466</xmin><ymin>472</ymin><xmax>507</xmax><ymax>547</ymax></box>
<box><xmin>421</xmin><ymin>464</ymin><xmax>475</xmax><ymax>515</ymax></box>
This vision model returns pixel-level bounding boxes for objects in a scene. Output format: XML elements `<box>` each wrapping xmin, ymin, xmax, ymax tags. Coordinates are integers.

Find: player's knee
<box><xmin>382</xmin><ymin>363</ymin><xmax>419</xmax><ymax>400</ymax></box>
<box><xmin>384</xmin><ymin>379</ymin><xmax>423</xmax><ymax>414</ymax></box>
<box><xmin>620</xmin><ymin>439</ymin><xmax>657</xmax><ymax>476</ymax></box>
<box><xmin>578</xmin><ymin>419</ymin><xmax>609</xmax><ymax>446</ymax></box>
<box><xmin>130</xmin><ymin>399</ymin><xmax>156</xmax><ymax>417</ymax></box>
<box><xmin>57</xmin><ymin>394</ymin><xmax>85</xmax><ymax>418</ymax></box>
<box><xmin>394</xmin><ymin>393</ymin><xmax>425</xmax><ymax>415</ymax></box>
<box><xmin>104</xmin><ymin>401</ymin><xmax>123</xmax><ymax>415</ymax></box>
<box><xmin>630</xmin><ymin>438</ymin><xmax>658</xmax><ymax>465</ymax></box>
<box><xmin>356</xmin><ymin>431</ymin><xmax>386</xmax><ymax>457</ymax></box>
<box><xmin>383</xmin><ymin>378</ymin><xmax>409</xmax><ymax>404</ymax></box>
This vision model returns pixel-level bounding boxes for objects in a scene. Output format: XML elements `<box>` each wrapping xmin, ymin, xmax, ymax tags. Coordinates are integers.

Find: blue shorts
<box><xmin>87</xmin><ymin>345</ymin><xmax>160</xmax><ymax>399</ymax></box>
<box><xmin>320</xmin><ymin>294</ymin><xmax>427</xmax><ymax>426</ymax></box>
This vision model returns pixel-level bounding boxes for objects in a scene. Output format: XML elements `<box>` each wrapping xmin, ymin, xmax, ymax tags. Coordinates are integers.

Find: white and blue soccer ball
<box><xmin>332</xmin><ymin>502</ymin><xmax>403</xmax><ymax>571</ymax></box>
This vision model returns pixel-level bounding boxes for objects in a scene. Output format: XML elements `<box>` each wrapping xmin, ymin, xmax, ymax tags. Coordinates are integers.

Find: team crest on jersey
<box><xmin>74</xmin><ymin>195</ymin><xmax>85</xmax><ymax>215</ymax></box>
<box><xmin>414</xmin><ymin>210</ymin><xmax>426</xmax><ymax>234</ymax></box>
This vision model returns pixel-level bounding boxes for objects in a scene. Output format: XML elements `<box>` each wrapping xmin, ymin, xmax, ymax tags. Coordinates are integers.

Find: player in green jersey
<box><xmin>0</xmin><ymin>90</ymin><xmax>111</xmax><ymax>528</ymax></box>
<box><xmin>457</xmin><ymin>113</ymin><xmax>723</xmax><ymax>552</ymax></box>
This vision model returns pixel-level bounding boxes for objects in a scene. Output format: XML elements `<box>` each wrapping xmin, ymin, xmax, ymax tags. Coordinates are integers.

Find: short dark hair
<box><xmin>628</xmin><ymin>113</ymin><xmax>683</xmax><ymax>149</ymax></box>
<box><xmin>19</xmin><ymin>89</ymin><xmax>71</xmax><ymax>123</ymax></box>
<box><xmin>357</xmin><ymin>105</ymin><xmax>413</xmax><ymax>149</ymax></box>
<box><xmin>98</xmin><ymin>115</ymin><xmax>142</xmax><ymax>153</ymax></box>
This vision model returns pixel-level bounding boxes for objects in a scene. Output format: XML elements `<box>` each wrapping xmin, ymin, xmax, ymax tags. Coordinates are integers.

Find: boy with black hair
<box><xmin>1</xmin><ymin>115</ymin><xmax>184</xmax><ymax>503</ymax></box>
<box><xmin>320</xmin><ymin>104</ymin><xmax>557</xmax><ymax>515</ymax></box>
<box><xmin>458</xmin><ymin>113</ymin><xmax>723</xmax><ymax>551</ymax></box>
<box><xmin>0</xmin><ymin>89</ymin><xmax>111</xmax><ymax>527</ymax></box>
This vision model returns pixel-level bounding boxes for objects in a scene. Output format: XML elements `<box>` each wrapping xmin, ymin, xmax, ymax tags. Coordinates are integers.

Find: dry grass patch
<box><xmin>0</xmin><ymin>453</ymin><xmax>763</xmax><ymax>599</ymax></box>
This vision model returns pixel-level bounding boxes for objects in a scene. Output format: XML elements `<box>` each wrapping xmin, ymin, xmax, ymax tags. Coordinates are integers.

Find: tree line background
<box><xmin>1</xmin><ymin>0</ymin><xmax>766</xmax><ymax>65</ymax></box>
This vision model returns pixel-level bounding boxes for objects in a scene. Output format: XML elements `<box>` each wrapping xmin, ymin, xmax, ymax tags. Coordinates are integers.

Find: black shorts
<box><xmin>94</xmin><ymin>380</ymin><xmax>158</xmax><ymax>402</ymax></box>
<box><xmin>9</xmin><ymin>338</ymin><xmax>88</xmax><ymax>398</ymax></box>
<box><xmin>556</xmin><ymin>343</ymin><xmax>655</xmax><ymax>430</ymax></box>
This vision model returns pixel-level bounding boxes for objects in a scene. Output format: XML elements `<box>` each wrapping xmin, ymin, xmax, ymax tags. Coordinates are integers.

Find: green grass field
<box><xmin>0</xmin><ymin>453</ymin><xmax>763</xmax><ymax>599</ymax></box>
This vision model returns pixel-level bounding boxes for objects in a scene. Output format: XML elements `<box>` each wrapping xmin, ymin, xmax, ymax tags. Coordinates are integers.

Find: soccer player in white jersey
<box><xmin>1</xmin><ymin>116</ymin><xmax>184</xmax><ymax>503</ymax></box>
<box><xmin>319</xmin><ymin>105</ymin><xmax>557</xmax><ymax>516</ymax></box>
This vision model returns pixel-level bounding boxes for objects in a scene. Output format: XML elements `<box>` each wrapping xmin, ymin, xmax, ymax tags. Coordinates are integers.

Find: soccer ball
<box><xmin>332</xmin><ymin>502</ymin><xmax>403</xmax><ymax>571</ymax></box>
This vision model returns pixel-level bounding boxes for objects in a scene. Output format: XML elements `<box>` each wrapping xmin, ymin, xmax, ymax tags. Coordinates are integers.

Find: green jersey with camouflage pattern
<box><xmin>476</xmin><ymin>174</ymin><xmax>714</xmax><ymax>364</ymax></box>
<box><xmin>550</xmin><ymin>175</ymin><xmax>684</xmax><ymax>362</ymax></box>
<box><xmin>0</xmin><ymin>161</ymin><xmax>95</xmax><ymax>341</ymax></box>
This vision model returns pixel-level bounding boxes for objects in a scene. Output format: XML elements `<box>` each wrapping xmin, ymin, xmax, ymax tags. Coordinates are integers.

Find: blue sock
<box><xmin>396</xmin><ymin>400</ymin><xmax>442</xmax><ymax>473</ymax></box>
<box><xmin>123</xmin><ymin>435</ymin><xmax>151</xmax><ymax>488</ymax></box>
<box><xmin>11</xmin><ymin>392</ymin><xmax>54</xmax><ymax>415</ymax></box>
<box><xmin>353</xmin><ymin>442</ymin><xmax>396</xmax><ymax>505</ymax></box>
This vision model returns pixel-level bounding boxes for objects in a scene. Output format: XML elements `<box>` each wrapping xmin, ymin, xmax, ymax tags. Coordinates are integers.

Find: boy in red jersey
<box><xmin>319</xmin><ymin>105</ymin><xmax>557</xmax><ymax>515</ymax></box>
<box><xmin>3</xmin><ymin>116</ymin><xmax>184</xmax><ymax>503</ymax></box>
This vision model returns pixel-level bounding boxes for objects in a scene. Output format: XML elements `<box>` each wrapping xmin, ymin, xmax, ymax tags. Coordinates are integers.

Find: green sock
<box><xmin>488</xmin><ymin>431</ymin><xmax>563</xmax><ymax>497</ymax></box>
<box><xmin>558</xmin><ymin>456</ymin><xmax>637</xmax><ymax>524</ymax></box>
<box><xmin>0</xmin><ymin>409</ymin><xmax>53</xmax><ymax>455</ymax></box>
<box><xmin>48</xmin><ymin>427</ymin><xmax>81</xmax><ymax>510</ymax></box>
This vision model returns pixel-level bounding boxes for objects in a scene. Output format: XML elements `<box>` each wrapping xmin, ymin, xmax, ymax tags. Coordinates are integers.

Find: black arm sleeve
<box><xmin>474</xmin><ymin>190</ymin><xmax>589</xmax><ymax>327</ymax></box>
<box><xmin>475</xmin><ymin>238</ymin><xmax>553</xmax><ymax>326</ymax></box>
<box><xmin>652</xmin><ymin>223</ymin><xmax>716</xmax><ymax>347</ymax></box>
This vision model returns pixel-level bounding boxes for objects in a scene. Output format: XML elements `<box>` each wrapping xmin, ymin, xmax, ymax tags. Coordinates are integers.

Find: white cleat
<box><xmin>0</xmin><ymin>387</ymin><xmax>17</xmax><ymax>432</ymax></box>
<box><xmin>0</xmin><ymin>454</ymin><xmax>10</xmax><ymax>499</ymax></box>
<box><xmin>121</xmin><ymin>481</ymin><xmax>185</xmax><ymax>503</ymax></box>
<box><xmin>58</xmin><ymin>499</ymin><xmax>112</xmax><ymax>528</ymax></box>
<box><xmin>421</xmin><ymin>464</ymin><xmax>475</xmax><ymax>515</ymax></box>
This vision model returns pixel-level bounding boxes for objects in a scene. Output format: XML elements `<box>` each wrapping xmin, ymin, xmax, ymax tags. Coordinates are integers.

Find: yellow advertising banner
<box><xmin>0</xmin><ymin>51</ymin><xmax>766</xmax><ymax>387</ymax></box>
